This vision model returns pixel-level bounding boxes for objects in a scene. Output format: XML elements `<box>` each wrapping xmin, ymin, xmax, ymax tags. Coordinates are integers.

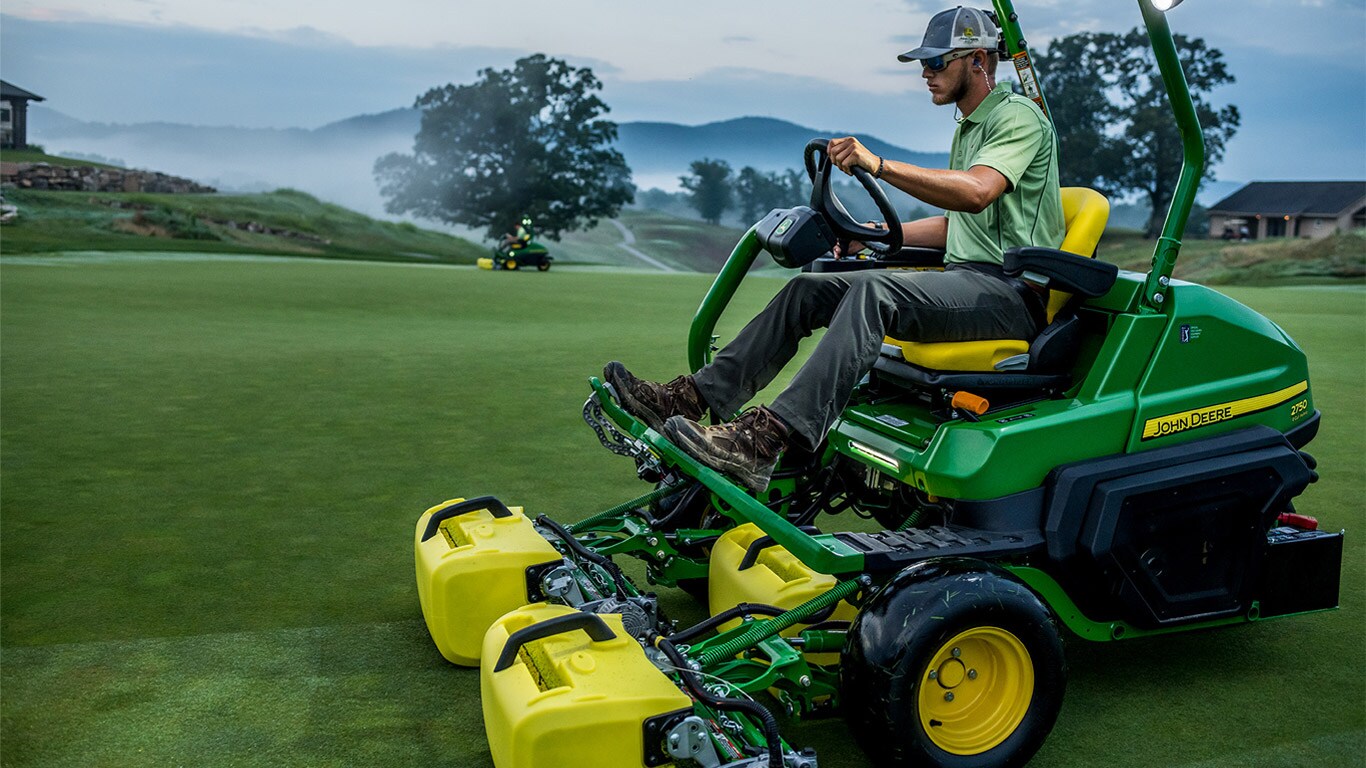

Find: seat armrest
<box><xmin>1003</xmin><ymin>246</ymin><xmax>1118</xmax><ymax>298</ymax></box>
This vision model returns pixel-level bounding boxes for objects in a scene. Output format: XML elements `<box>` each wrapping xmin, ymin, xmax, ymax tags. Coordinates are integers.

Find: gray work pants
<box><xmin>692</xmin><ymin>265</ymin><xmax>1041</xmax><ymax>450</ymax></box>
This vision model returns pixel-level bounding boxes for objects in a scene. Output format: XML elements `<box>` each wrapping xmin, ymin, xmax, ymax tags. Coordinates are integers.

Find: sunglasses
<box><xmin>922</xmin><ymin>49</ymin><xmax>977</xmax><ymax>72</ymax></box>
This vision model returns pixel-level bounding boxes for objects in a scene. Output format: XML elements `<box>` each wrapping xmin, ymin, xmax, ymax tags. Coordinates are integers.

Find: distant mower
<box><xmin>413</xmin><ymin>1</ymin><xmax>1343</xmax><ymax>767</ymax></box>
<box><xmin>478</xmin><ymin>241</ymin><xmax>553</xmax><ymax>271</ymax></box>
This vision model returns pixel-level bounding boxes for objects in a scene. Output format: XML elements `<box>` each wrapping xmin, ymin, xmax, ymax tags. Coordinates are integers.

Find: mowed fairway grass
<box><xmin>2</xmin><ymin>253</ymin><xmax>1362</xmax><ymax>767</ymax></box>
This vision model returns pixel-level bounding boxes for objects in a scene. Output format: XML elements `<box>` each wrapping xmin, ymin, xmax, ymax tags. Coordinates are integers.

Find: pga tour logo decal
<box><xmin>1180</xmin><ymin>324</ymin><xmax>1203</xmax><ymax>343</ymax></box>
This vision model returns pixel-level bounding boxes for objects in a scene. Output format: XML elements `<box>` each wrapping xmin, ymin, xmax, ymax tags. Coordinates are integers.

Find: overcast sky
<box><xmin>3</xmin><ymin>0</ymin><xmax>1364</xmax><ymax>182</ymax></box>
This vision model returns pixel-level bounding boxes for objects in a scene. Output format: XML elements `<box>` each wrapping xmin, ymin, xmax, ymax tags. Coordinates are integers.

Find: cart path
<box><xmin>607</xmin><ymin>218</ymin><xmax>676</xmax><ymax>272</ymax></box>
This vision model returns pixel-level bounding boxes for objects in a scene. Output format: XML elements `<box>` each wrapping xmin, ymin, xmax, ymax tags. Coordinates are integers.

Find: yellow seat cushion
<box><xmin>883</xmin><ymin>187</ymin><xmax>1109</xmax><ymax>373</ymax></box>
<box><xmin>884</xmin><ymin>338</ymin><xmax>1028</xmax><ymax>372</ymax></box>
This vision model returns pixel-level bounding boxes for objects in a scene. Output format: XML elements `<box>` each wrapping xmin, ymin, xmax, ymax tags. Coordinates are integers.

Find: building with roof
<box><xmin>1207</xmin><ymin>181</ymin><xmax>1366</xmax><ymax>241</ymax></box>
<box><xmin>1</xmin><ymin>80</ymin><xmax>46</xmax><ymax>151</ymax></box>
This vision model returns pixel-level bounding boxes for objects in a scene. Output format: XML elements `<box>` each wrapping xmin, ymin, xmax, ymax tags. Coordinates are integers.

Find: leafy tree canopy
<box><xmin>734</xmin><ymin>167</ymin><xmax>808</xmax><ymax>224</ymax></box>
<box><xmin>681</xmin><ymin>159</ymin><xmax>735</xmax><ymax>225</ymax></box>
<box><xmin>374</xmin><ymin>54</ymin><xmax>634</xmax><ymax>241</ymax></box>
<box><xmin>1037</xmin><ymin>29</ymin><xmax>1239</xmax><ymax>236</ymax></box>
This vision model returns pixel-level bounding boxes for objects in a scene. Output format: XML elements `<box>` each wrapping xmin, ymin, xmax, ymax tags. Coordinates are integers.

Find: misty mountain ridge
<box><xmin>27</xmin><ymin>105</ymin><xmax>946</xmax><ymax>217</ymax></box>
<box><xmin>315</xmin><ymin>109</ymin><xmax>951</xmax><ymax>172</ymax></box>
<box><xmin>25</xmin><ymin>105</ymin><xmax>1241</xmax><ymax>229</ymax></box>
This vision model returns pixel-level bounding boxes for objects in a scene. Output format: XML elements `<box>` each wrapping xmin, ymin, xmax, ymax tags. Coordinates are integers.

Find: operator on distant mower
<box><xmin>605</xmin><ymin>6</ymin><xmax>1065</xmax><ymax>494</ymax></box>
<box><xmin>501</xmin><ymin>214</ymin><xmax>534</xmax><ymax>254</ymax></box>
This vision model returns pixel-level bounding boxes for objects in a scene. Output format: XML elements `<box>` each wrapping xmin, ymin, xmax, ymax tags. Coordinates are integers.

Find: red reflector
<box><xmin>1277</xmin><ymin>512</ymin><xmax>1319</xmax><ymax>530</ymax></box>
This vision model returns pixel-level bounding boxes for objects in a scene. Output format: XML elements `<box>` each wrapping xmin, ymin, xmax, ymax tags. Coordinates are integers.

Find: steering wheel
<box><xmin>804</xmin><ymin>138</ymin><xmax>903</xmax><ymax>257</ymax></box>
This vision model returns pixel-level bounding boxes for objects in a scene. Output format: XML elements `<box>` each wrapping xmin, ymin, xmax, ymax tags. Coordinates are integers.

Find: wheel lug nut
<box><xmin>928</xmin><ymin>670</ymin><xmax>938</xmax><ymax>680</ymax></box>
<box><xmin>944</xmin><ymin>692</ymin><xmax>955</xmax><ymax>702</ymax></box>
<box><xmin>951</xmin><ymin>647</ymin><xmax>961</xmax><ymax>658</ymax></box>
<box><xmin>968</xmin><ymin>669</ymin><xmax>977</xmax><ymax>680</ymax></box>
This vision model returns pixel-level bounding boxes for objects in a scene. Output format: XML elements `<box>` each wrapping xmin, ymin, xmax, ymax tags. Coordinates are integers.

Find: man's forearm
<box><xmin>879</xmin><ymin>160</ymin><xmax>1001</xmax><ymax>213</ymax></box>
<box><xmin>902</xmin><ymin>216</ymin><xmax>948</xmax><ymax>249</ymax></box>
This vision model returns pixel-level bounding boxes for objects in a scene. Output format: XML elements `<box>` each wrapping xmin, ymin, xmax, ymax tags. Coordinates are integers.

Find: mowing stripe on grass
<box><xmin>1</xmin><ymin>620</ymin><xmax>494</xmax><ymax>768</ymax></box>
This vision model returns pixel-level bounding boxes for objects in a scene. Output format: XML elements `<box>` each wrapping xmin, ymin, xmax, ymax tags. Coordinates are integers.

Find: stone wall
<box><xmin>0</xmin><ymin>162</ymin><xmax>215</xmax><ymax>193</ymax></box>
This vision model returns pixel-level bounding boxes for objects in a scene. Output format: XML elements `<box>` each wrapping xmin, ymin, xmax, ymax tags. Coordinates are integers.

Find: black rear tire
<box><xmin>842</xmin><ymin>558</ymin><xmax>1065</xmax><ymax>768</ymax></box>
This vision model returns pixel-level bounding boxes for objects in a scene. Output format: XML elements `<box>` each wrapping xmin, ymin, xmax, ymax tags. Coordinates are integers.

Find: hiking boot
<box><xmin>662</xmin><ymin>407</ymin><xmax>788</xmax><ymax>494</ymax></box>
<box><xmin>602</xmin><ymin>361</ymin><xmax>707</xmax><ymax>432</ymax></box>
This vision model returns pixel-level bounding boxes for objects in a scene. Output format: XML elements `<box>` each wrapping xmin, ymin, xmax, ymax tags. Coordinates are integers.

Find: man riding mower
<box><xmin>414</xmin><ymin>2</ymin><xmax>1342</xmax><ymax>767</ymax></box>
<box><xmin>478</xmin><ymin>214</ymin><xmax>553</xmax><ymax>271</ymax></box>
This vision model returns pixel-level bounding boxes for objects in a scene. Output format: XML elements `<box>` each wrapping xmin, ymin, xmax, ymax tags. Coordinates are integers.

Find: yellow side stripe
<box><xmin>1141</xmin><ymin>381</ymin><xmax>1308</xmax><ymax>440</ymax></box>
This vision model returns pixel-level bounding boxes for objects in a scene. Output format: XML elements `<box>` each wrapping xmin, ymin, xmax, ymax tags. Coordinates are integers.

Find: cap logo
<box><xmin>963</xmin><ymin>26</ymin><xmax>975</xmax><ymax>37</ymax></box>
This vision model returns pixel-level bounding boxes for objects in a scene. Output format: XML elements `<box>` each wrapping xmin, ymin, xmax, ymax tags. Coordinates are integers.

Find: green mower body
<box><xmin>833</xmin><ymin>274</ymin><xmax>1314</xmax><ymax>502</ymax></box>
<box><xmin>479</xmin><ymin>240</ymin><xmax>553</xmax><ymax>271</ymax></box>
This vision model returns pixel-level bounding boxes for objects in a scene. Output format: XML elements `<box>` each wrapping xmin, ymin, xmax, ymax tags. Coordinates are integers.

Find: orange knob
<box><xmin>950</xmin><ymin>391</ymin><xmax>990</xmax><ymax>416</ymax></box>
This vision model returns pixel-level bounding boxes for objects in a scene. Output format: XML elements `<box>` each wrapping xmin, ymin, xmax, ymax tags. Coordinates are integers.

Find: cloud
<box><xmin>235</xmin><ymin>25</ymin><xmax>355</xmax><ymax>47</ymax></box>
<box><xmin>0</xmin><ymin>14</ymin><xmax>593</xmax><ymax>128</ymax></box>
<box><xmin>3</xmin><ymin>10</ymin><xmax>1362</xmax><ymax>184</ymax></box>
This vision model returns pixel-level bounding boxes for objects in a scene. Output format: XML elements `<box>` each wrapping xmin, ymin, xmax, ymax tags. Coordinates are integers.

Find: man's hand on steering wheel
<box><xmin>833</xmin><ymin>221</ymin><xmax>889</xmax><ymax>259</ymax></box>
<box><xmin>829</xmin><ymin>136</ymin><xmax>879</xmax><ymax>177</ymax></box>
<box><xmin>804</xmin><ymin>137</ymin><xmax>903</xmax><ymax>256</ymax></box>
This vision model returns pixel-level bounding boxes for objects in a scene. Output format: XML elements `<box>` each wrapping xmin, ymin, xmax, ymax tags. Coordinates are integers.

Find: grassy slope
<box><xmin>3</xmin><ymin>177</ymin><xmax>1361</xmax><ymax>282</ymax></box>
<box><xmin>1</xmin><ymin>257</ymin><xmax>1362</xmax><ymax>767</ymax></box>
<box><xmin>1099</xmin><ymin>228</ymin><xmax>1366</xmax><ymax>285</ymax></box>
<box><xmin>0</xmin><ymin>148</ymin><xmax>121</xmax><ymax>169</ymax></box>
<box><xmin>551</xmin><ymin>209</ymin><xmax>751</xmax><ymax>272</ymax></box>
<box><xmin>0</xmin><ymin>188</ymin><xmax>485</xmax><ymax>264</ymax></box>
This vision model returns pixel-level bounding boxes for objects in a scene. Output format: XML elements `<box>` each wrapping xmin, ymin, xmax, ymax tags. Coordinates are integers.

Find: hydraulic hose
<box><xmin>695</xmin><ymin>576</ymin><xmax>864</xmax><ymax>668</ymax></box>
<box><xmin>536</xmin><ymin>514</ymin><xmax>634</xmax><ymax>598</ymax></box>
<box><xmin>569</xmin><ymin>481</ymin><xmax>690</xmax><ymax>533</ymax></box>
<box><xmin>668</xmin><ymin>603</ymin><xmax>787</xmax><ymax>645</ymax></box>
<box><xmin>654</xmin><ymin>635</ymin><xmax>783</xmax><ymax>768</ymax></box>
<box><xmin>652</xmin><ymin>483</ymin><xmax>708</xmax><ymax>529</ymax></box>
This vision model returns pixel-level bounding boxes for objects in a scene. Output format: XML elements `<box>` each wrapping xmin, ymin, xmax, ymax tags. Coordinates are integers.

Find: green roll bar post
<box><xmin>687</xmin><ymin>227</ymin><xmax>761</xmax><ymax>374</ymax></box>
<box><xmin>990</xmin><ymin>0</ymin><xmax>1052</xmax><ymax>120</ymax></box>
<box><xmin>1136</xmin><ymin>0</ymin><xmax>1206</xmax><ymax>314</ymax></box>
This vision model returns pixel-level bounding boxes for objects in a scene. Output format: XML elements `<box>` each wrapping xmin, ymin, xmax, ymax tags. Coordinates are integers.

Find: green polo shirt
<box><xmin>945</xmin><ymin>83</ymin><xmax>1064</xmax><ymax>265</ymax></box>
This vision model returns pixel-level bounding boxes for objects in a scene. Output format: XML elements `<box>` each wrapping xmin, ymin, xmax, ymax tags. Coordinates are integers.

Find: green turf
<box><xmin>1</xmin><ymin>254</ymin><xmax>1362</xmax><ymax>766</ymax></box>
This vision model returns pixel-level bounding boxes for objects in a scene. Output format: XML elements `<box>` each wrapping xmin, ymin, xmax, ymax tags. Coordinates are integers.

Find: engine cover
<box><xmin>1045</xmin><ymin>426</ymin><xmax>1315</xmax><ymax>628</ymax></box>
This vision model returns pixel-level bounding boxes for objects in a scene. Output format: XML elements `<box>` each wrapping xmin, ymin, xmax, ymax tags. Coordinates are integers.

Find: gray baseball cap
<box><xmin>897</xmin><ymin>6</ymin><xmax>999</xmax><ymax>62</ymax></box>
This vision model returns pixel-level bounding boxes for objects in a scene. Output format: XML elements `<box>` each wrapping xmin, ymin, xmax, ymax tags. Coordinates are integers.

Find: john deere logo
<box><xmin>1141</xmin><ymin>381</ymin><xmax>1308</xmax><ymax>440</ymax></box>
<box><xmin>963</xmin><ymin>26</ymin><xmax>976</xmax><ymax>37</ymax></box>
<box><xmin>775</xmin><ymin>217</ymin><xmax>795</xmax><ymax>236</ymax></box>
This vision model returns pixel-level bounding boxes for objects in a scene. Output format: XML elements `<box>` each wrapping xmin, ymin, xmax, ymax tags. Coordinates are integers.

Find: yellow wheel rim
<box><xmin>918</xmin><ymin>626</ymin><xmax>1034</xmax><ymax>756</ymax></box>
<box><xmin>505</xmin><ymin>259</ymin><xmax>517</xmax><ymax>269</ymax></box>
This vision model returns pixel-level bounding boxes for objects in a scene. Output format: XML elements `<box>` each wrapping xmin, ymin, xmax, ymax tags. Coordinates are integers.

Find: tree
<box><xmin>734</xmin><ymin>166</ymin><xmax>802</xmax><ymax>224</ymax></box>
<box><xmin>374</xmin><ymin>54</ymin><xmax>634</xmax><ymax>241</ymax></box>
<box><xmin>1032</xmin><ymin>33</ymin><xmax>1129</xmax><ymax>193</ymax></box>
<box><xmin>680</xmin><ymin>159</ymin><xmax>734</xmax><ymax>225</ymax></box>
<box><xmin>1036</xmin><ymin>30</ymin><xmax>1239</xmax><ymax>237</ymax></box>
